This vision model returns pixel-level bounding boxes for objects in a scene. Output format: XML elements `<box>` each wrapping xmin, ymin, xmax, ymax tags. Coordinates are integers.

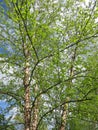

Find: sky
<box><xmin>0</xmin><ymin>100</ymin><xmax>8</xmax><ymax>110</ymax></box>
<box><xmin>0</xmin><ymin>0</ymin><xmax>6</xmax><ymax>9</ymax></box>
<box><xmin>0</xmin><ymin>47</ymin><xmax>6</xmax><ymax>54</ymax></box>
<box><xmin>0</xmin><ymin>0</ymin><xmax>13</xmax><ymax>116</ymax></box>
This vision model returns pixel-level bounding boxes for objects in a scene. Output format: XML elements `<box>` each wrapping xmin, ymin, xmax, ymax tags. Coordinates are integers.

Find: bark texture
<box><xmin>32</xmin><ymin>85</ymin><xmax>39</xmax><ymax>130</ymax></box>
<box><xmin>23</xmin><ymin>44</ymin><xmax>31</xmax><ymax>130</ymax></box>
<box><xmin>60</xmin><ymin>100</ymin><xmax>69</xmax><ymax>130</ymax></box>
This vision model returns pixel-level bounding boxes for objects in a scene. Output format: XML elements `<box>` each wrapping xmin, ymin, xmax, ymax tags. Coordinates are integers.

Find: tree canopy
<box><xmin>0</xmin><ymin>0</ymin><xmax>98</xmax><ymax>130</ymax></box>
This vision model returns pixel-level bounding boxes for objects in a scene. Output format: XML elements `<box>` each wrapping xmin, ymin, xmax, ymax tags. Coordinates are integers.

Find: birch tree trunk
<box><xmin>60</xmin><ymin>46</ymin><xmax>78</xmax><ymax>130</ymax></box>
<box><xmin>60</xmin><ymin>99</ymin><xmax>69</xmax><ymax>130</ymax></box>
<box><xmin>23</xmin><ymin>44</ymin><xmax>31</xmax><ymax>130</ymax></box>
<box><xmin>32</xmin><ymin>85</ymin><xmax>39</xmax><ymax>130</ymax></box>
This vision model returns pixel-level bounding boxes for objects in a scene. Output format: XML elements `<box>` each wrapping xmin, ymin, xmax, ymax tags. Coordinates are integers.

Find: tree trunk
<box><xmin>23</xmin><ymin>44</ymin><xmax>31</xmax><ymax>130</ymax></box>
<box><xmin>31</xmin><ymin>85</ymin><xmax>39</xmax><ymax>130</ymax></box>
<box><xmin>60</xmin><ymin>46</ymin><xmax>77</xmax><ymax>130</ymax></box>
<box><xmin>60</xmin><ymin>100</ymin><xmax>69</xmax><ymax>130</ymax></box>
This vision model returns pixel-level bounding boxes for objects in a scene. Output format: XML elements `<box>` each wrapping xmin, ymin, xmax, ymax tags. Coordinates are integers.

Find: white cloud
<box><xmin>5</xmin><ymin>107</ymin><xmax>18</xmax><ymax>121</ymax></box>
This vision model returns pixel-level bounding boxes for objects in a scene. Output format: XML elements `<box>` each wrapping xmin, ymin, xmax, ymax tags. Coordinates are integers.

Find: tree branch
<box><xmin>12</xmin><ymin>1</ymin><xmax>39</xmax><ymax>60</ymax></box>
<box><xmin>0</xmin><ymin>90</ymin><xmax>23</xmax><ymax>107</ymax></box>
<box><xmin>36</xmin><ymin>97</ymin><xmax>92</xmax><ymax>130</ymax></box>
<box><xmin>38</xmin><ymin>33</ymin><xmax>98</xmax><ymax>62</ymax></box>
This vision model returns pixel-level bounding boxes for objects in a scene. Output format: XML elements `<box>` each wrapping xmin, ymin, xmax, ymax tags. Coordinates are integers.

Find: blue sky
<box><xmin>0</xmin><ymin>47</ymin><xmax>5</xmax><ymax>54</ymax></box>
<box><xmin>0</xmin><ymin>47</ymin><xmax>8</xmax><ymax>54</ymax></box>
<box><xmin>0</xmin><ymin>0</ymin><xmax>9</xmax><ymax>114</ymax></box>
<box><xmin>0</xmin><ymin>100</ymin><xmax>8</xmax><ymax>113</ymax></box>
<box><xmin>0</xmin><ymin>0</ymin><xmax>6</xmax><ymax>9</ymax></box>
<box><xmin>0</xmin><ymin>100</ymin><xmax>8</xmax><ymax>108</ymax></box>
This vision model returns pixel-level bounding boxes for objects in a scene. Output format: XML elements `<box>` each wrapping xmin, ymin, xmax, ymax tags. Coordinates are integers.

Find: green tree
<box><xmin>0</xmin><ymin>0</ymin><xmax>98</xmax><ymax>130</ymax></box>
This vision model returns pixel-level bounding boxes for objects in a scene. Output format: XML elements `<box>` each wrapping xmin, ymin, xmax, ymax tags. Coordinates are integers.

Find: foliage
<box><xmin>0</xmin><ymin>0</ymin><xmax>98</xmax><ymax>130</ymax></box>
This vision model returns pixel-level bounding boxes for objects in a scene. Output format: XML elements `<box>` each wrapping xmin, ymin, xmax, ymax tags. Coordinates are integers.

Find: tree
<box><xmin>0</xmin><ymin>0</ymin><xmax>98</xmax><ymax>130</ymax></box>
